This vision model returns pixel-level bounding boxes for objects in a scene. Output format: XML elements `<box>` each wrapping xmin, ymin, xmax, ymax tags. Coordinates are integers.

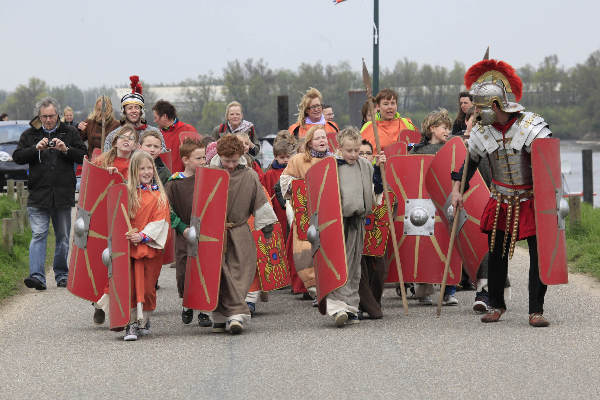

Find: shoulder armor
<box><xmin>470</xmin><ymin>124</ymin><xmax>499</xmax><ymax>156</ymax></box>
<box><xmin>510</xmin><ymin>112</ymin><xmax>551</xmax><ymax>151</ymax></box>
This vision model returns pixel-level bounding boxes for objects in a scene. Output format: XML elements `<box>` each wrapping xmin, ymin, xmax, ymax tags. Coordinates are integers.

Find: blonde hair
<box><xmin>301</xmin><ymin>125</ymin><xmax>326</xmax><ymax>162</ymax></box>
<box><xmin>96</xmin><ymin>124</ymin><xmax>137</xmax><ymax>170</ymax></box>
<box><xmin>61</xmin><ymin>106</ymin><xmax>74</xmax><ymax>123</ymax></box>
<box><xmin>127</xmin><ymin>151</ymin><xmax>168</xmax><ymax>218</ymax></box>
<box><xmin>225</xmin><ymin>101</ymin><xmax>243</xmax><ymax>121</ymax></box>
<box><xmin>421</xmin><ymin>108</ymin><xmax>451</xmax><ymax>141</ymax></box>
<box><xmin>273</xmin><ymin>130</ymin><xmax>298</xmax><ymax>157</ymax></box>
<box><xmin>296</xmin><ymin>88</ymin><xmax>323</xmax><ymax>127</ymax></box>
<box><xmin>337</xmin><ymin>126</ymin><xmax>362</xmax><ymax>148</ymax></box>
<box><xmin>88</xmin><ymin>96</ymin><xmax>115</xmax><ymax>123</ymax></box>
<box><xmin>139</xmin><ymin>130</ymin><xmax>163</xmax><ymax>147</ymax></box>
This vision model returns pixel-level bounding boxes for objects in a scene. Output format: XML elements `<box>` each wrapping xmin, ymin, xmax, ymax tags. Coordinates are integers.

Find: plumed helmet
<box><xmin>464</xmin><ymin>60</ymin><xmax>525</xmax><ymax>114</ymax></box>
<box><xmin>121</xmin><ymin>75</ymin><xmax>145</xmax><ymax>109</ymax></box>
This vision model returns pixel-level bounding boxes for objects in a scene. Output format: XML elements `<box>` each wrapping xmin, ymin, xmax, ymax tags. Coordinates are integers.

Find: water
<box><xmin>560</xmin><ymin>140</ymin><xmax>600</xmax><ymax>207</ymax></box>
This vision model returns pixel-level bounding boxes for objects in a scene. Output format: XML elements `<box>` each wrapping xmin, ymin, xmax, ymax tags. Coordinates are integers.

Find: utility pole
<box><xmin>373</xmin><ymin>0</ymin><xmax>380</xmax><ymax>95</ymax></box>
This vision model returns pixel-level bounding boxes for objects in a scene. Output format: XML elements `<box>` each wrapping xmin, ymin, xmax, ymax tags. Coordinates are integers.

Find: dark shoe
<box><xmin>138</xmin><ymin>319</ymin><xmax>151</xmax><ymax>336</ymax></box>
<box><xmin>346</xmin><ymin>312</ymin><xmax>360</xmax><ymax>325</ymax></box>
<box><xmin>212</xmin><ymin>323</ymin><xmax>226</xmax><ymax>333</ymax></box>
<box><xmin>529</xmin><ymin>313</ymin><xmax>550</xmax><ymax>327</ymax></box>
<box><xmin>124</xmin><ymin>323</ymin><xmax>139</xmax><ymax>341</ymax></box>
<box><xmin>93</xmin><ymin>308</ymin><xmax>105</xmax><ymax>325</ymax></box>
<box><xmin>181</xmin><ymin>308</ymin><xmax>193</xmax><ymax>324</ymax></box>
<box><xmin>56</xmin><ymin>279</ymin><xmax>67</xmax><ymax>288</ymax></box>
<box><xmin>473</xmin><ymin>290</ymin><xmax>489</xmax><ymax>313</ymax></box>
<box><xmin>246</xmin><ymin>302</ymin><xmax>256</xmax><ymax>317</ymax></box>
<box><xmin>155</xmin><ymin>282</ymin><xmax>160</xmax><ymax>290</ymax></box>
<box><xmin>481</xmin><ymin>308</ymin><xmax>505</xmax><ymax>323</ymax></box>
<box><xmin>229</xmin><ymin>320</ymin><xmax>243</xmax><ymax>334</ymax></box>
<box><xmin>198</xmin><ymin>312</ymin><xmax>212</xmax><ymax>327</ymax></box>
<box><xmin>301</xmin><ymin>292</ymin><xmax>312</xmax><ymax>300</ymax></box>
<box><xmin>24</xmin><ymin>276</ymin><xmax>46</xmax><ymax>291</ymax></box>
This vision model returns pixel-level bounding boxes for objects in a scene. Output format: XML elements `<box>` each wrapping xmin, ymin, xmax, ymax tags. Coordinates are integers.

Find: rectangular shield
<box><xmin>68</xmin><ymin>157</ymin><xmax>124</xmax><ymax>302</ymax></box>
<box><xmin>327</xmin><ymin>133</ymin><xmax>339</xmax><ymax>152</ymax></box>
<box><xmin>291</xmin><ymin>179</ymin><xmax>310</xmax><ymax>240</ymax></box>
<box><xmin>106</xmin><ymin>183</ymin><xmax>131</xmax><ymax>330</ymax></box>
<box><xmin>425</xmin><ymin>136</ymin><xmax>489</xmax><ymax>281</ymax></box>
<box><xmin>305</xmin><ymin>157</ymin><xmax>348</xmax><ymax>309</ymax></box>
<box><xmin>158</xmin><ymin>150</ymin><xmax>173</xmax><ymax>172</ymax></box>
<box><xmin>253</xmin><ymin>223</ymin><xmax>291</xmax><ymax>291</ymax></box>
<box><xmin>398</xmin><ymin>129</ymin><xmax>421</xmax><ymax>145</ymax></box>
<box><xmin>383</xmin><ymin>142</ymin><xmax>408</xmax><ymax>157</ymax></box>
<box><xmin>532</xmin><ymin>138</ymin><xmax>568</xmax><ymax>285</ymax></box>
<box><xmin>182</xmin><ymin>168</ymin><xmax>229</xmax><ymax>311</ymax></box>
<box><xmin>384</xmin><ymin>155</ymin><xmax>462</xmax><ymax>284</ymax></box>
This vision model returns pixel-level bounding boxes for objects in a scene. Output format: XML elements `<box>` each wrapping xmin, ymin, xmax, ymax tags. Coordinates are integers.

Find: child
<box><xmin>91</xmin><ymin>124</ymin><xmax>138</xmax><ymax>325</ymax></box>
<box><xmin>123</xmin><ymin>151</ymin><xmax>170</xmax><ymax>341</ymax></box>
<box><xmin>212</xmin><ymin>135</ymin><xmax>277</xmax><ymax>334</ymax></box>
<box><xmin>237</xmin><ymin>132</ymin><xmax>265</xmax><ymax>184</ymax></box>
<box><xmin>361</xmin><ymin>88</ymin><xmax>416</xmax><ymax>148</ymax></box>
<box><xmin>164</xmin><ymin>138</ymin><xmax>211</xmax><ymax>327</ymax></box>
<box><xmin>139</xmin><ymin>130</ymin><xmax>171</xmax><ymax>185</ymax></box>
<box><xmin>327</xmin><ymin>127</ymin><xmax>384</xmax><ymax>327</ymax></box>
<box><xmin>409</xmin><ymin>108</ymin><xmax>457</xmax><ymax>306</ymax></box>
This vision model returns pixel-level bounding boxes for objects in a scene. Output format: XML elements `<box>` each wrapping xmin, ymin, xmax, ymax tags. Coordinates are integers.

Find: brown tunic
<box><xmin>79</xmin><ymin>118</ymin><xmax>121</xmax><ymax>159</ymax></box>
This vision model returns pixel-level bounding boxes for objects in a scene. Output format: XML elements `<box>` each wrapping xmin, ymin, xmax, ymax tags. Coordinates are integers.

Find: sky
<box><xmin>1</xmin><ymin>0</ymin><xmax>598</xmax><ymax>91</ymax></box>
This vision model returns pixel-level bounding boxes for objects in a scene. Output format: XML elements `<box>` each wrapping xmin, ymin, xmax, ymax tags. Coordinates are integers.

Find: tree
<box><xmin>49</xmin><ymin>84</ymin><xmax>85</xmax><ymax>113</ymax></box>
<box><xmin>3</xmin><ymin>77</ymin><xmax>48</xmax><ymax>119</ymax></box>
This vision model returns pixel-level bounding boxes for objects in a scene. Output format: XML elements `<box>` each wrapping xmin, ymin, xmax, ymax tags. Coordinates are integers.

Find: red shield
<box><xmin>363</xmin><ymin>191</ymin><xmax>395</xmax><ymax>257</ymax></box>
<box><xmin>425</xmin><ymin>136</ymin><xmax>489</xmax><ymax>281</ymax></box>
<box><xmin>327</xmin><ymin>133</ymin><xmax>339</xmax><ymax>151</ymax></box>
<box><xmin>106</xmin><ymin>184</ymin><xmax>131</xmax><ymax>330</ymax></box>
<box><xmin>532</xmin><ymin>138</ymin><xmax>568</xmax><ymax>285</ymax></box>
<box><xmin>182</xmin><ymin>168</ymin><xmax>229</xmax><ymax>311</ymax></box>
<box><xmin>384</xmin><ymin>155</ymin><xmax>462</xmax><ymax>284</ymax></box>
<box><xmin>383</xmin><ymin>142</ymin><xmax>408</xmax><ymax>157</ymax></box>
<box><xmin>253</xmin><ymin>223</ymin><xmax>291</xmax><ymax>291</ymax></box>
<box><xmin>291</xmin><ymin>179</ymin><xmax>310</xmax><ymax>240</ymax></box>
<box><xmin>305</xmin><ymin>158</ymin><xmax>348</xmax><ymax>309</ymax></box>
<box><xmin>398</xmin><ymin>129</ymin><xmax>421</xmax><ymax>145</ymax></box>
<box><xmin>68</xmin><ymin>158</ymin><xmax>124</xmax><ymax>302</ymax></box>
<box><xmin>158</xmin><ymin>151</ymin><xmax>173</xmax><ymax>172</ymax></box>
<box><xmin>91</xmin><ymin>147</ymin><xmax>101</xmax><ymax>161</ymax></box>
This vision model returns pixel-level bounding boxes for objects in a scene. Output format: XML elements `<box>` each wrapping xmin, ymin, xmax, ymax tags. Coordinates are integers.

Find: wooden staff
<box><xmin>100</xmin><ymin>96</ymin><xmax>106</xmax><ymax>151</ymax></box>
<box><xmin>362</xmin><ymin>59</ymin><xmax>408</xmax><ymax>315</ymax></box>
<box><xmin>120</xmin><ymin>203</ymin><xmax>144</xmax><ymax>322</ymax></box>
<box><xmin>436</xmin><ymin>150</ymin><xmax>470</xmax><ymax>316</ymax></box>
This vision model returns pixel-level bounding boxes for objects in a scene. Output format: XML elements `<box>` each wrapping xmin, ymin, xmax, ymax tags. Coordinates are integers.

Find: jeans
<box><xmin>444</xmin><ymin>285</ymin><xmax>456</xmax><ymax>296</ymax></box>
<box><xmin>27</xmin><ymin>206</ymin><xmax>71</xmax><ymax>285</ymax></box>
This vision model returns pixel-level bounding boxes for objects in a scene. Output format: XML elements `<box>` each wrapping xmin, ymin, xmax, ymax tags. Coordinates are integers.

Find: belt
<box><xmin>489</xmin><ymin>188</ymin><xmax>533</xmax><ymax>259</ymax></box>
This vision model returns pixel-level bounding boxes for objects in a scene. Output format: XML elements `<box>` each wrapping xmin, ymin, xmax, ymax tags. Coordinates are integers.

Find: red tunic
<box><xmin>161</xmin><ymin>120</ymin><xmax>198</xmax><ymax>173</ymax></box>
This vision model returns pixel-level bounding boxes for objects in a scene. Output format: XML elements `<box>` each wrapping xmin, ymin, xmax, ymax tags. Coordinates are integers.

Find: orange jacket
<box><xmin>361</xmin><ymin>118</ymin><xmax>415</xmax><ymax>149</ymax></box>
<box><xmin>288</xmin><ymin>120</ymin><xmax>339</xmax><ymax>139</ymax></box>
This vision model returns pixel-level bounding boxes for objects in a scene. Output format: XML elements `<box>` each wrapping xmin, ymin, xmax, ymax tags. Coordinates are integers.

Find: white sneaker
<box><xmin>124</xmin><ymin>323</ymin><xmax>139</xmax><ymax>341</ymax></box>
<box><xmin>334</xmin><ymin>311</ymin><xmax>348</xmax><ymax>327</ymax></box>
<box><xmin>443</xmin><ymin>295</ymin><xmax>459</xmax><ymax>306</ymax></box>
<box><xmin>229</xmin><ymin>320</ymin><xmax>243</xmax><ymax>335</ymax></box>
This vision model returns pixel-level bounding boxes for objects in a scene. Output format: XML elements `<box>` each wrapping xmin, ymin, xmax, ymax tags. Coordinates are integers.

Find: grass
<box><xmin>565</xmin><ymin>202</ymin><xmax>600</xmax><ymax>280</ymax></box>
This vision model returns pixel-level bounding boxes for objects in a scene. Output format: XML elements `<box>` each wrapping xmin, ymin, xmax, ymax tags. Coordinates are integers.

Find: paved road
<box><xmin>1</xmin><ymin>247</ymin><xmax>599</xmax><ymax>400</ymax></box>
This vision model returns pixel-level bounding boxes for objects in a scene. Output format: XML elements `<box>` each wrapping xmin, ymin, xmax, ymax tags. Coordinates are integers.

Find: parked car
<box><xmin>0</xmin><ymin>120</ymin><xmax>30</xmax><ymax>191</ymax></box>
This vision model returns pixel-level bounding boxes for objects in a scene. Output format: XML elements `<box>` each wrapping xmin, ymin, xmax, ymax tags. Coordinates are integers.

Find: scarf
<box><xmin>271</xmin><ymin>159</ymin><xmax>287</xmax><ymax>169</ymax></box>
<box><xmin>310</xmin><ymin>149</ymin><xmax>333</xmax><ymax>158</ymax></box>
<box><xmin>161</xmin><ymin>118</ymin><xmax>179</xmax><ymax>132</ymax></box>
<box><xmin>228</xmin><ymin>119</ymin><xmax>254</xmax><ymax>134</ymax></box>
<box><xmin>305</xmin><ymin>115</ymin><xmax>326</xmax><ymax>125</ymax></box>
<box><xmin>139</xmin><ymin>183</ymin><xmax>159</xmax><ymax>191</ymax></box>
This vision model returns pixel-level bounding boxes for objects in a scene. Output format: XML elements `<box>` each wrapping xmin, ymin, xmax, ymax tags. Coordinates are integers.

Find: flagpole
<box><xmin>373</xmin><ymin>0</ymin><xmax>379</xmax><ymax>95</ymax></box>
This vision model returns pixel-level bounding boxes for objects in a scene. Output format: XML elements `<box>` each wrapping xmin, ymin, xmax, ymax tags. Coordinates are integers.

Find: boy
<box><xmin>164</xmin><ymin>138</ymin><xmax>212</xmax><ymax>327</ymax></box>
<box><xmin>139</xmin><ymin>130</ymin><xmax>171</xmax><ymax>185</ymax></box>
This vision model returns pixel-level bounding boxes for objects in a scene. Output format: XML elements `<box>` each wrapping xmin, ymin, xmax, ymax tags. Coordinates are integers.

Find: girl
<box><xmin>123</xmin><ymin>151</ymin><xmax>170</xmax><ymax>341</ymax></box>
<box><xmin>94</xmin><ymin>124</ymin><xmax>138</xmax><ymax>180</ymax></box>
<box><xmin>139</xmin><ymin>130</ymin><xmax>171</xmax><ymax>185</ymax></box>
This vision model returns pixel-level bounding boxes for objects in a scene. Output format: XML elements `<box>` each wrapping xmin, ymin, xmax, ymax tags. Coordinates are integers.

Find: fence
<box><xmin>1</xmin><ymin>180</ymin><xmax>29</xmax><ymax>251</ymax></box>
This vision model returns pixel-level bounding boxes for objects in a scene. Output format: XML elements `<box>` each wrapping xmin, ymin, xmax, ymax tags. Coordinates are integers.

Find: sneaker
<box><xmin>124</xmin><ymin>323</ymin><xmax>139</xmax><ymax>341</ymax></box>
<box><xmin>301</xmin><ymin>292</ymin><xmax>312</xmax><ymax>300</ymax></box>
<box><xmin>418</xmin><ymin>295</ymin><xmax>433</xmax><ymax>306</ymax></box>
<box><xmin>481</xmin><ymin>308</ymin><xmax>505</xmax><ymax>323</ymax></box>
<box><xmin>405</xmin><ymin>284</ymin><xmax>417</xmax><ymax>300</ymax></box>
<box><xmin>312</xmin><ymin>298</ymin><xmax>318</xmax><ymax>307</ymax></box>
<box><xmin>334</xmin><ymin>311</ymin><xmax>348</xmax><ymax>327</ymax></box>
<box><xmin>529</xmin><ymin>313</ymin><xmax>550</xmax><ymax>327</ymax></box>
<box><xmin>229</xmin><ymin>320</ymin><xmax>243</xmax><ymax>335</ymax></box>
<box><xmin>443</xmin><ymin>295</ymin><xmax>459</xmax><ymax>306</ymax></box>
<box><xmin>198</xmin><ymin>312</ymin><xmax>211</xmax><ymax>327</ymax></box>
<box><xmin>473</xmin><ymin>290</ymin><xmax>489</xmax><ymax>313</ymax></box>
<box><xmin>24</xmin><ymin>276</ymin><xmax>46</xmax><ymax>291</ymax></box>
<box><xmin>246</xmin><ymin>302</ymin><xmax>256</xmax><ymax>317</ymax></box>
<box><xmin>56</xmin><ymin>279</ymin><xmax>67</xmax><ymax>288</ymax></box>
<box><xmin>346</xmin><ymin>313</ymin><xmax>360</xmax><ymax>325</ymax></box>
<box><xmin>212</xmin><ymin>323</ymin><xmax>226</xmax><ymax>333</ymax></box>
<box><xmin>138</xmin><ymin>320</ymin><xmax>151</xmax><ymax>336</ymax></box>
<box><xmin>93</xmin><ymin>308</ymin><xmax>105</xmax><ymax>325</ymax></box>
<box><xmin>181</xmin><ymin>308</ymin><xmax>193</xmax><ymax>324</ymax></box>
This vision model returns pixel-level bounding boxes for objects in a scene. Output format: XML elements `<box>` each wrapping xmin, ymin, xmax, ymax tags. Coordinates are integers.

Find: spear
<box><xmin>100</xmin><ymin>96</ymin><xmax>107</xmax><ymax>152</ymax></box>
<box><xmin>362</xmin><ymin>59</ymin><xmax>408</xmax><ymax>315</ymax></box>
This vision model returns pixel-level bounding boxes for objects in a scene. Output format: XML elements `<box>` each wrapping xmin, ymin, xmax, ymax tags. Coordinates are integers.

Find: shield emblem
<box><xmin>182</xmin><ymin>168</ymin><xmax>229</xmax><ymax>311</ymax></box>
<box><xmin>158</xmin><ymin>150</ymin><xmax>173</xmax><ymax>172</ymax></box>
<box><xmin>68</xmin><ymin>158</ymin><xmax>124</xmax><ymax>302</ymax></box>
<box><xmin>384</xmin><ymin>155</ymin><xmax>462</xmax><ymax>284</ymax></box>
<box><xmin>106</xmin><ymin>184</ymin><xmax>131</xmax><ymax>330</ymax></box>
<box><xmin>532</xmin><ymin>138</ymin><xmax>568</xmax><ymax>285</ymax></box>
<box><xmin>291</xmin><ymin>179</ymin><xmax>310</xmax><ymax>240</ymax></box>
<box><xmin>305</xmin><ymin>158</ymin><xmax>348</xmax><ymax>312</ymax></box>
<box><xmin>253</xmin><ymin>223</ymin><xmax>291</xmax><ymax>291</ymax></box>
<box><xmin>327</xmin><ymin>133</ymin><xmax>339</xmax><ymax>151</ymax></box>
<box><xmin>399</xmin><ymin>128</ymin><xmax>421</xmax><ymax>145</ymax></box>
<box><xmin>363</xmin><ymin>191</ymin><xmax>395</xmax><ymax>257</ymax></box>
<box><xmin>425</xmin><ymin>136</ymin><xmax>489</xmax><ymax>281</ymax></box>
<box><xmin>383</xmin><ymin>142</ymin><xmax>408</xmax><ymax>157</ymax></box>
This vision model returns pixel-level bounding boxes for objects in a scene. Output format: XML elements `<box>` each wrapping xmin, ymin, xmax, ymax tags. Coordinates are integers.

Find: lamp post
<box><xmin>373</xmin><ymin>0</ymin><xmax>379</xmax><ymax>95</ymax></box>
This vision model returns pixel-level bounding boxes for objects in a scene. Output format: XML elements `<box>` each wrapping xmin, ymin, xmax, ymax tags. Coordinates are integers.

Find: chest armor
<box><xmin>488</xmin><ymin>127</ymin><xmax>533</xmax><ymax>190</ymax></box>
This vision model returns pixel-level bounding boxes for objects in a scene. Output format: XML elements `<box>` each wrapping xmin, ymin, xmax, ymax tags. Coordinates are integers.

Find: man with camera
<box><xmin>13</xmin><ymin>97</ymin><xmax>86</xmax><ymax>290</ymax></box>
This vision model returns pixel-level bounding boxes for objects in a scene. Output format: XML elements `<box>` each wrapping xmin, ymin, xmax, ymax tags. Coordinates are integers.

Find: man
<box><xmin>152</xmin><ymin>99</ymin><xmax>198</xmax><ymax>173</ymax></box>
<box><xmin>322</xmin><ymin>104</ymin><xmax>335</xmax><ymax>122</ymax></box>
<box><xmin>0</xmin><ymin>113</ymin><xmax>8</xmax><ymax>121</ymax></box>
<box><xmin>103</xmin><ymin>75</ymin><xmax>166</xmax><ymax>153</ymax></box>
<box><xmin>450</xmin><ymin>59</ymin><xmax>552</xmax><ymax>327</ymax></box>
<box><xmin>13</xmin><ymin>97</ymin><xmax>86</xmax><ymax>290</ymax></box>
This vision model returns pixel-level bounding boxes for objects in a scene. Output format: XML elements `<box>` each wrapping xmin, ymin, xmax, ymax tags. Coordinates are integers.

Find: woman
<box><xmin>288</xmin><ymin>88</ymin><xmax>339</xmax><ymax>138</ymax></box>
<box><xmin>62</xmin><ymin>106</ymin><xmax>76</xmax><ymax>126</ymax></box>
<box><xmin>280</xmin><ymin>125</ymin><xmax>333</xmax><ymax>301</ymax></box>
<box><xmin>78</xmin><ymin>96</ymin><xmax>121</xmax><ymax>158</ymax></box>
<box><xmin>451</xmin><ymin>91</ymin><xmax>474</xmax><ymax>135</ymax></box>
<box><xmin>212</xmin><ymin>101</ymin><xmax>260</xmax><ymax>157</ymax></box>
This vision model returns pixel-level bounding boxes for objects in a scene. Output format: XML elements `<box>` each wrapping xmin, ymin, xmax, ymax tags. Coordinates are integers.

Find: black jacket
<box><xmin>12</xmin><ymin>121</ymin><xmax>86</xmax><ymax>209</ymax></box>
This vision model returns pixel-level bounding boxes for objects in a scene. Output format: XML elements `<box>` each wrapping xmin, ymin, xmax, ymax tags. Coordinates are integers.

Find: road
<box><xmin>1</xmin><ymin>247</ymin><xmax>599</xmax><ymax>400</ymax></box>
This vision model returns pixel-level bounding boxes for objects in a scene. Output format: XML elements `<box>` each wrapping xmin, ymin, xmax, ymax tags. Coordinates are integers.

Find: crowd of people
<box><xmin>14</xmin><ymin>58</ymin><xmax>557</xmax><ymax>341</ymax></box>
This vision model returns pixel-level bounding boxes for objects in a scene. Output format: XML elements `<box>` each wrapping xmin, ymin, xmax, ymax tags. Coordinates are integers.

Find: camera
<box><xmin>48</xmin><ymin>141</ymin><xmax>56</xmax><ymax>148</ymax></box>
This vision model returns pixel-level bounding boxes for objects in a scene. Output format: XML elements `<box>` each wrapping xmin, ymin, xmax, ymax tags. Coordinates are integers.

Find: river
<box><xmin>560</xmin><ymin>140</ymin><xmax>600</xmax><ymax>207</ymax></box>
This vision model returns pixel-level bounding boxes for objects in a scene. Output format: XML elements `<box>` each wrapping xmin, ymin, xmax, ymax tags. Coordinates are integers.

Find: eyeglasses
<box><xmin>359</xmin><ymin>151</ymin><xmax>373</xmax><ymax>156</ymax></box>
<box><xmin>40</xmin><ymin>114</ymin><xmax>57</xmax><ymax>120</ymax></box>
<box><xmin>117</xmin><ymin>135</ymin><xmax>136</xmax><ymax>141</ymax></box>
<box><xmin>308</xmin><ymin>104</ymin><xmax>322</xmax><ymax>111</ymax></box>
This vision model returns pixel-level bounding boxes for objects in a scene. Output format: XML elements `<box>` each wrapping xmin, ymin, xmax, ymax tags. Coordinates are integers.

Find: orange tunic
<box><xmin>288</xmin><ymin>120</ymin><xmax>339</xmax><ymax>139</ymax></box>
<box><xmin>361</xmin><ymin>118</ymin><xmax>415</xmax><ymax>149</ymax></box>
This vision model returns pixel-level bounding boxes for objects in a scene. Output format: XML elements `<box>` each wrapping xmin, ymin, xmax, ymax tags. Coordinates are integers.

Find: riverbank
<box><xmin>566</xmin><ymin>202</ymin><xmax>600</xmax><ymax>280</ymax></box>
